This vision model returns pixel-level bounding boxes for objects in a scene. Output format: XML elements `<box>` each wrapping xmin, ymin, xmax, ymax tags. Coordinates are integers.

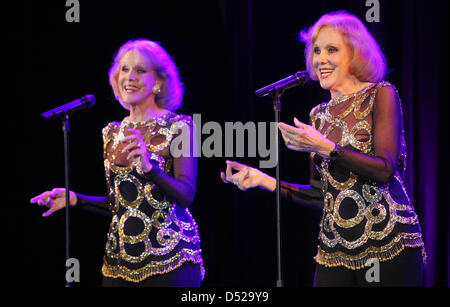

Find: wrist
<box><xmin>143</xmin><ymin>162</ymin><xmax>153</xmax><ymax>173</ymax></box>
<box><xmin>137</xmin><ymin>160</ymin><xmax>153</xmax><ymax>175</ymax></box>
<box><xmin>71</xmin><ymin>191</ymin><xmax>79</xmax><ymax>206</ymax></box>
<box><xmin>317</xmin><ymin>140</ymin><xmax>336</xmax><ymax>159</ymax></box>
<box><xmin>260</xmin><ymin>174</ymin><xmax>276</xmax><ymax>192</ymax></box>
<box><xmin>328</xmin><ymin>144</ymin><xmax>342</xmax><ymax>160</ymax></box>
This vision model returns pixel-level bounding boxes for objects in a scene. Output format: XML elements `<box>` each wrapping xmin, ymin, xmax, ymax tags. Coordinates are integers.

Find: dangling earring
<box><xmin>152</xmin><ymin>85</ymin><xmax>161</xmax><ymax>95</ymax></box>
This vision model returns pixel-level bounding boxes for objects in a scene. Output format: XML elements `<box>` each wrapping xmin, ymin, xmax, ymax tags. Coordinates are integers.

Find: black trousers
<box><xmin>102</xmin><ymin>262</ymin><xmax>202</xmax><ymax>287</ymax></box>
<box><xmin>314</xmin><ymin>247</ymin><xmax>424</xmax><ymax>287</ymax></box>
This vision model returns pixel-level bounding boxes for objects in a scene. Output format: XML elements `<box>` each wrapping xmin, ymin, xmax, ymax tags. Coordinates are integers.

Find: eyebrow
<box><xmin>313</xmin><ymin>43</ymin><xmax>339</xmax><ymax>48</ymax></box>
<box><xmin>120</xmin><ymin>63</ymin><xmax>148</xmax><ymax>69</ymax></box>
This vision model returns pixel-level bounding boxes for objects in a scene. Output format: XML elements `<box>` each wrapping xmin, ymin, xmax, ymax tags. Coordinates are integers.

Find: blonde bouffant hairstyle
<box><xmin>299</xmin><ymin>11</ymin><xmax>386</xmax><ymax>82</ymax></box>
<box><xmin>108</xmin><ymin>39</ymin><xmax>183</xmax><ymax>111</ymax></box>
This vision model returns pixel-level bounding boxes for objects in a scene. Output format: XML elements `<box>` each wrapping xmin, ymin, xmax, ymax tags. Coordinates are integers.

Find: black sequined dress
<box><xmin>100</xmin><ymin>112</ymin><xmax>204</xmax><ymax>282</ymax></box>
<box><xmin>281</xmin><ymin>82</ymin><xmax>426</xmax><ymax>270</ymax></box>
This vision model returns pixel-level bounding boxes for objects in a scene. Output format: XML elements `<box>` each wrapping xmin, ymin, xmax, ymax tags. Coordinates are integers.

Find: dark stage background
<box><xmin>15</xmin><ymin>0</ymin><xmax>448</xmax><ymax>287</ymax></box>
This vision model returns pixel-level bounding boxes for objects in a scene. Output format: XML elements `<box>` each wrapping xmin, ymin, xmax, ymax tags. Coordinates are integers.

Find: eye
<box><xmin>121</xmin><ymin>66</ymin><xmax>129</xmax><ymax>72</ymax></box>
<box><xmin>137</xmin><ymin>69</ymin><xmax>147</xmax><ymax>74</ymax></box>
<box><xmin>313</xmin><ymin>47</ymin><xmax>320</xmax><ymax>54</ymax></box>
<box><xmin>327</xmin><ymin>46</ymin><xmax>338</xmax><ymax>53</ymax></box>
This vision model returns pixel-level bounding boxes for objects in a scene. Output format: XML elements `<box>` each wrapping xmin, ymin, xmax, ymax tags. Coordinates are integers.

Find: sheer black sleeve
<box><xmin>331</xmin><ymin>85</ymin><xmax>402</xmax><ymax>185</ymax></box>
<box><xmin>75</xmin><ymin>194</ymin><xmax>112</xmax><ymax>218</ymax></box>
<box><xmin>279</xmin><ymin>113</ymin><xmax>325</xmax><ymax>209</ymax></box>
<box><xmin>142</xmin><ymin>122</ymin><xmax>197</xmax><ymax>209</ymax></box>
<box><xmin>280</xmin><ymin>157</ymin><xmax>324</xmax><ymax>210</ymax></box>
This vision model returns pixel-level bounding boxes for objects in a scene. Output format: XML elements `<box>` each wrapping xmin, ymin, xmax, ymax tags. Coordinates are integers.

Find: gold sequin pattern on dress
<box><xmin>102</xmin><ymin>249</ymin><xmax>205</xmax><ymax>283</ymax></box>
<box><xmin>114</xmin><ymin>174</ymin><xmax>144</xmax><ymax>209</ymax></box>
<box><xmin>101</xmin><ymin>113</ymin><xmax>205</xmax><ymax>281</ymax></box>
<box><xmin>311</xmin><ymin>82</ymin><xmax>426</xmax><ymax>269</ymax></box>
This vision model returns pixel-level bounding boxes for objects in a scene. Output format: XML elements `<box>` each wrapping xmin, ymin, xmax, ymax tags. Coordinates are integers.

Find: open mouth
<box><xmin>123</xmin><ymin>85</ymin><xmax>139</xmax><ymax>93</ymax></box>
<box><xmin>319</xmin><ymin>68</ymin><xmax>334</xmax><ymax>79</ymax></box>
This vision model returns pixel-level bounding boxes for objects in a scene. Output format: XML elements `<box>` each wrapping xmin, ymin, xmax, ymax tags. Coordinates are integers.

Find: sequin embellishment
<box><xmin>101</xmin><ymin>114</ymin><xmax>205</xmax><ymax>282</ymax></box>
<box><xmin>311</xmin><ymin>82</ymin><xmax>426</xmax><ymax>269</ymax></box>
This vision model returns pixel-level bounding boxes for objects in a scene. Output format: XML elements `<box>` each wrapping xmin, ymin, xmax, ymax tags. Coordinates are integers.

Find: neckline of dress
<box><xmin>122</xmin><ymin>111</ymin><xmax>172</xmax><ymax>126</ymax></box>
<box><xmin>328</xmin><ymin>83</ymin><xmax>377</xmax><ymax>106</ymax></box>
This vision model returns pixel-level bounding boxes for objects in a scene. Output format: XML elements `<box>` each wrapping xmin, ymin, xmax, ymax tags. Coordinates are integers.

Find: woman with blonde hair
<box><xmin>222</xmin><ymin>11</ymin><xmax>425</xmax><ymax>286</ymax></box>
<box><xmin>31</xmin><ymin>39</ymin><xmax>204</xmax><ymax>287</ymax></box>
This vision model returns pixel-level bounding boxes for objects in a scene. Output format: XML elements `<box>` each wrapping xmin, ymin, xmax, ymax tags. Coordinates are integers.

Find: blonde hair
<box><xmin>299</xmin><ymin>11</ymin><xmax>386</xmax><ymax>82</ymax></box>
<box><xmin>108</xmin><ymin>39</ymin><xmax>183</xmax><ymax>111</ymax></box>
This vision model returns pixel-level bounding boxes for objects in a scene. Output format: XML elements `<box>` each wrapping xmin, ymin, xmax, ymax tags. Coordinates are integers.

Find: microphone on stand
<box><xmin>39</xmin><ymin>93</ymin><xmax>96</xmax><ymax>286</ymax></box>
<box><xmin>41</xmin><ymin>94</ymin><xmax>96</xmax><ymax>119</ymax></box>
<box><xmin>254</xmin><ymin>70</ymin><xmax>309</xmax><ymax>287</ymax></box>
<box><xmin>255</xmin><ymin>71</ymin><xmax>309</xmax><ymax>97</ymax></box>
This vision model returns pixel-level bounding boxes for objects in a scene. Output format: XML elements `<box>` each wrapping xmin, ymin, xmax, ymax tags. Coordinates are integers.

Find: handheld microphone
<box><xmin>41</xmin><ymin>95</ymin><xmax>96</xmax><ymax>119</ymax></box>
<box><xmin>255</xmin><ymin>71</ymin><xmax>309</xmax><ymax>97</ymax></box>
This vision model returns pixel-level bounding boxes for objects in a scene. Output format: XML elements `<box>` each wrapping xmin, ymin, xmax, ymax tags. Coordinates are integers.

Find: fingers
<box><xmin>224</xmin><ymin>160</ymin><xmax>245</xmax><ymax>183</ymax></box>
<box><xmin>121</xmin><ymin>138</ymin><xmax>145</xmax><ymax>158</ymax></box>
<box><xmin>120</xmin><ymin>129</ymin><xmax>148</xmax><ymax>162</ymax></box>
<box><xmin>225</xmin><ymin>162</ymin><xmax>233</xmax><ymax>182</ymax></box>
<box><xmin>221</xmin><ymin>161</ymin><xmax>249</xmax><ymax>188</ymax></box>
<box><xmin>278</xmin><ymin>122</ymin><xmax>299</xmax><ymax>135</ymax></box>
<box><xmin>231</xmin><ymin>167</ymin><xmax>249</xmax><ymax>190</ymax></box>
<box><xmin>39</xmin><ymin>196</ymin><xmax>55</xmax><ymax>217</ymax></box>
<box><xmin>279</xmin><ymin>119</ymin><xmax>312</xmax><ymax>135</ymax></box>
<box><xmin>127</xmin><ymin>128</ymin><xmax>142</xmax><ymax>135</ymax></box>
<box><xmin>121</xmin><ymin>130</ymin><xmax>144</xmax><ymax>153</ymax></box>
<box><xmin>293</xmin><ymin>117</ymin><xmax>310</xmax><ymax>129</ymax></box>
<box><xmin>220</xmin><ymin>172</ymin><xmax>228</xmax><ymax>183</ymax></box>
<box><xmin>225</xmin><ymin>160</ymin><xmax>246</xmax><ymax>171</ymax></box>
<box><xmin>42</xmin><ymin>207</ymin><xmax>54</xmax><ymax>218</ymax></box>
<box><xmin>30</xmin><ymin>189</ymin><xmax>58</xmax><ymax>214</ymax></box>
<box><xmin>279</xmin><ymin>126</ymin><xmax>296</xmax><ymax>149</ymax></box>
<box><xmin>221</xmin><ymin>163</ymin><xmax>250</xmax><ymax>190</ymax></box>
<box><xmin>31</xmin><ymin>188</ymin><xmax>73</xmax><ymax>217</ymax></box>
<box><xmin>30</xmin><ymin>191</ymin><xmax>51</xmax><ymax>206</ymax></box>
<box><xmin>126</xmin><ymin>147</ymin><xmax>146</xmax><ymax>161</ymax></box>
<box><xmin>121</xmin><ymin>134</ymin><xmax>139</xmax><ymax>144</ymax></box>
<box><xmin>50</xmin><ymin>188</ymin><xmax>66</xmax><ymax>198</ymax></box>
<box><xmin>121</xmin><ymin>128</ymin><xmax>143</xmax><ymax>143</ymax></box>
<box><xmin>278</xmin><ymin>120</ymin><xmax>314</xmax><ymax>151</ymax></box>
<box><xmin>121</xmin><ymin>140</ymin><xmax>140</xmax><ymax>154</ymax></box>
<box><xmin>220</xmin><ymin>165</ymin><xmax>233</xmax><ymax>184</ymax></box>
<box><xmin>278</xmin><ymin>123</ymin><xmax>301</xmax><ymax>148</ymax></box>
<box><xmin>279</xmin><ymin>129</ymin><xmax>289</xmax><ymax>145</ymax></box>
<box><xmin>31</xmin><ymin>188</ymin><xmax>68</xmax><ymax>204</ymax></box>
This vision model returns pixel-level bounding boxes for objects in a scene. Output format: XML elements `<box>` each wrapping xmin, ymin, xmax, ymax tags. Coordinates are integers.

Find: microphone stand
<box><xmin>41</xmin><ymin>95</ymin><xmax>95</xmax><ymax>287</ymax></box>
<box><xmin>255</xmin><ymin>72</ymin><xmax>308</xmax><ymax>287</ymax></box>
<box><xmin>42</xmin><ymin>110</ymin><xmax>73</xmax><ymax>287</ymax></box>
<box><xmin>61</xmin><ymin>112</ymin><xmax>72</xmax><ymax>287</ymax></box>
<box><xmin>272</xmin><ymin>87</ymin><xmax>284</xmax><ymax>288</ymax></box>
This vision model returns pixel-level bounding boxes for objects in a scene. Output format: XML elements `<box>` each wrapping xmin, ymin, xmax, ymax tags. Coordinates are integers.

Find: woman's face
<box><xmin>312</xmin><ymin>26</ymin><xmax>354</xmax><ymax>94</ymax></box>
<box><xmin>117</xmin><ymin>50</ymin><xmax>159</xmax><ymax>107</ymax></box>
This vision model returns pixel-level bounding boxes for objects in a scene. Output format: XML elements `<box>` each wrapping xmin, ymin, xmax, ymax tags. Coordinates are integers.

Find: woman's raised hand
<box><xmin>220</xmin><ymin>160</ymin><xmax>275</xmax><ymax>191</ymax></box>
<box><xmin>120</xmin><ymin>128</ymin><xmax>153</xmax><ymax>173</ymax></box>
<box><xmin>30</xmin><ymin>188</ymin><xmax>78</xmax><ymax>217</ymax></box>
<box><xmin>278</xmin><ymin>117</ymin><xmax>335</xmax><ymax>158</ymax></box>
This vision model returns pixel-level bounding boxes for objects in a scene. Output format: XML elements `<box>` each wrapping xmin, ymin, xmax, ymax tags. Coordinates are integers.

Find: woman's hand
<box><xmin>30</xmin><ymin>188</ymin><xmax>77</xmax><ymax>217</ymax></box>
<box><xmin>278</xmin><ymin>117</ymin><xmax>335</xmax><ymax>158</ymax></box>
<box><xmin>120</xmin><ymin>128</ymin><xmax>153</xmax><ymax>173</ymax></box>
<box><xmin>220</xmin><ymin>160</ymin><xmax>275</xmax><ymax>191</ymax></box>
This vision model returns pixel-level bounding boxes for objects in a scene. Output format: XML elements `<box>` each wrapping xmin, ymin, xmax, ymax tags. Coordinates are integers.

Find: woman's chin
<box><xmin>318</xmin><ymin>80</ymin><xmax>331</xmax><ymax>90</ymax></box>
<box><xmin>122</xmin><ymin>97</ymin><xmax>143</xmax><ymax>107</ymax></box>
